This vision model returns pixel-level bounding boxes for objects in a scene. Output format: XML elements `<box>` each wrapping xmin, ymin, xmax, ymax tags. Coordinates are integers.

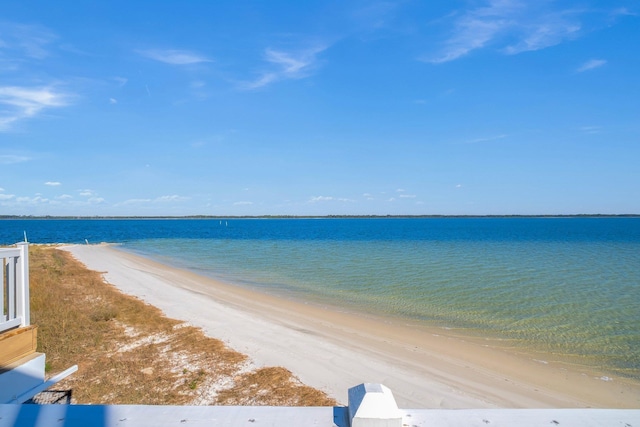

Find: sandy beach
<box><xmin>61</xmin><ymin>244</ymin><xmax>639</xmax><ymax>409</ymax></box>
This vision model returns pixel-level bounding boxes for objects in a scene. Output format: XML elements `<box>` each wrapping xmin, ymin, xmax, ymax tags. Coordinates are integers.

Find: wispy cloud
<box><xmin>137</xmin><ymin>49</ymin><xmax>212</xmax><ymax>65</ymax></box>
<box><xmin>352</xmin><ymin>1</ymin><xmax>400</xmax><ymax>32</ymax></box>
<box><xmin>465</xmin><ymin>134</ymin><xmax>508</xmax><ymax>144</ymax></box>
<box><xmin>610</xmin><ymin>7</ymin><xmax>637</xmax><ymax>18</ymax></box>
<box><xmin>577</xmin><ymin>58</ymin><xmax>606</xmax><ymax>72</ymax></box>
<box><xmin>155</xmin><ymin>195</ymin><xmax>189</xmax><ymax>202</ymax></box>
<box><xmin>0</xmin><ymin>154</ymin><xmax>31</xmax><ymax>164</ymax></box>
<box><xmin>76</xmin><ymin>189</ymin><xmax>105</xmax><ymax>204</ymax></box>
<box><xmin>425</xmin><ymin>0</ymin><xmax>584</xmax><ymax>63</ymax></box>
<box><xmin>395</xmin><ymin>189</ymin><xmax>417</xmax><ymax>198</ymax></box>
<box><xmin>113</xmin><ymin>77</ymin><xmax>128</xmax><ymax>87</ymax></box>
<box><xmin>119</xmin><ymin>195</ymin><xmax>188</xmax><ymax>205</ymax></box>
<box><xmin>233</xmin><ymin>201</ymin><xmax>253</xmax><ymax>206</ymax></box>
<box><xmin>15</xmin><ymin>195</ymin><xmax>49</xmax><ymax>205</ymax></box>
<box><xmin>578</xmin><ymin>125</ymin><xmax>601</xmax><ymax>134</ymax></box>
<box><xmin>0</xmin><ymin>22</ymin><xmax>57</xmax><ymax>60</ymax></box>
<box><xmin>309</xmin><ymin>196</ymin><xmax>335</xmax><ymax>203</ymax></box>
<box><xmin>119</xmin><ymin>198</ymin><xmax>152</xmax><ymax>205</ymax></box>
<box><xmin>242</xmin><ymin>45</ymin><xmax>327</xmax><ymax>90</ymax></box>
<box><xmin>45</xmin><ymin>181</ymin><xmax>61</xmax><ymax>186</ymax></box>
<box><xmin>0</xmin><ymin>86</ymin><xmax>71</xmax><ymax>131</ymax></box>
<box><xmin>78</xmin><ymin>189</ymin><xmax>96</xmax><ymax>197</ymax></box>
<box><xmin>308</xmin><ymin>195</ymin><xmax>352</xmax><ymax>203</ymax></box>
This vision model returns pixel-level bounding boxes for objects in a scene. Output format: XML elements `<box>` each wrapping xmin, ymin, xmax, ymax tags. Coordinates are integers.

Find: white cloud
<box><xmin>430</xmin><ymin>16</ymin><xmax>507</xmax><ymax>63</ymax></box>
<box><xmin>109</xmin><ymin>98</ymin><xmax>118</xmax><ymax>104</ymax></box>
<box><xmin>0</xmin><ymin>193</ymin><xmax>15</xmax><ymax>201</ymax></box>
<box><xmin>309</xmin><ymin>196</ymin><xmax>335</xmax><ymax>203</ymax></box>
<box><xmin>308</xmin><ymin>195</ymin><xmax>352</xmax><ymax>203</ymax></box>
<box><xmin>265</xmin><ymin>49</ymin><xmax>312</xmax><ymax>75</ymax></box>
<box><xmin>577</xmin><ymin>59</ymin><xmax>606</xmax><ymax>72</ymax></box>
<box><xmin>399</xmin><ymin>194</ymin><xmax>416</xmax><ymax>198</ymax></box>
<box><xmin>45</xmin><ymin>181</ymin><xmax>61</xmax><ymax>186</ymax></box>
<box><xmin>15</xmin><ymin>195</ymin><xmax>50</xmax><ymax>205</ymax></box>
<box><xmin>155</xmin><ymin>195</ymin><xmax>188</xmax><ymax>202</ymax></box>
<box><xmin>426</xmin><ymin>0</ymin><xmax>584</xmax><ymax>63</ymax></box>
<box><xmin>0</xmin><ymin>155</ymin><xmax>30</xmax><ymax>164</ymax></box>
<box><xmin>118</xmin><ymin>195</ymin><xmax>188</xmax><ymax>205</ymax></box>
<box><xmin>242</xmin><ymin>45</ymin><xmax>327</xmax><ymax>90</ymax></box>
<box><xmin>137</xmin><ymin>49</ymin><xmax>212</xmax><ymax>65</ymax></box>
<box><xmin>79</xmin><ymin>189</ymin><xmax>95</xmax><ymax>197</ymax></box>
<box><xmin>233</xmin><ymin>201</ymin><xmax>253</xmax><ymax>206</ymax></box>
<box><xmin>56</xmin><ymin>194</ymin><xmax>73</xmax><ymax>200</ymax></box>
<box><xmin>0</xmin><ymin>86</ymin><xmax>71</xmax><ymax>131</ymax></box>
<box><xmin>119</xmin><ymin>198</ymin><xmax>153</xmax><ymax>205</ymax></box>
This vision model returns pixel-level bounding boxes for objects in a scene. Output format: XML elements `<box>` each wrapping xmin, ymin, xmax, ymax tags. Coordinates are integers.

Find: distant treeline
<box><xmin>1</xmin><ymin>214</ymin><xmax>638</xmax><ymax>220</ymax></box>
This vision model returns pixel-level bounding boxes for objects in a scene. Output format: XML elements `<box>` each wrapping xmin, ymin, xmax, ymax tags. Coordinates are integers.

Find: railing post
<box><xmin>348</xmin><ymin>383</ymin><xmax>402</xmax><ymax>427</ymax></box>
<box><xmin>16</xmin><ymin>242</ymin><xmax>30</xmax><ymax>327</ymax></box>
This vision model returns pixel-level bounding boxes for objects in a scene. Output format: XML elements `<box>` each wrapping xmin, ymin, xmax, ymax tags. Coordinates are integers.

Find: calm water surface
<box><xmin>2</xmin><ymin>217</ymin><xmax>639</xmax><ymax>379</ymax></box>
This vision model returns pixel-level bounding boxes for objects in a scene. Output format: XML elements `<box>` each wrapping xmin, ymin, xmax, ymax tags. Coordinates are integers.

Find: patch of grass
<box><xmin>89</xmin><ymin>304</ymin><xmax>119</xmax><ymax>322</ymax></box>
<box><xmin>216</xmin><ymin>367</ymin><xmax>336</xmax><ymax>406</ymax></box>
<box><xmin>26</xmin><ymin>245</ymin><xmax>337</xmax><ymax>406</ymax></box>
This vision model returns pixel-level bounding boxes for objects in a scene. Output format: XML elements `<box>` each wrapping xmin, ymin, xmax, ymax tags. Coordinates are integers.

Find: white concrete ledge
<box><xmin>1</xmin><ymin>404</ymin><xmax>640</xmax><ymax>427</ymax></box>
<box><xmin>1</xmin><ymin>383</ymin><xmax>639</xmax><ymax>427</ymax></box>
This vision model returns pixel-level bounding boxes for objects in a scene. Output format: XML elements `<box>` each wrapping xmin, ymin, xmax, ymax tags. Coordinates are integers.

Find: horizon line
<box><xmin>1</xmin><ymin>214</ymin><xmax>639</xmax><ymax>220</ymax></box>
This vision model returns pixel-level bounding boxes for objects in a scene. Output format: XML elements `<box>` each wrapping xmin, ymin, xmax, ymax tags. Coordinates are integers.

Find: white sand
<box><xmin>61</xmin><ymin>244</ymin><xmax>640</xmax><ymax>409</ymax></box>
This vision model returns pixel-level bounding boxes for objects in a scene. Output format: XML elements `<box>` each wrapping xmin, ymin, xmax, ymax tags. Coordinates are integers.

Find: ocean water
<box><xmin>2</xmin><ymin>217</ymin><xmax>639</xmax><ymax>379</ymax></box>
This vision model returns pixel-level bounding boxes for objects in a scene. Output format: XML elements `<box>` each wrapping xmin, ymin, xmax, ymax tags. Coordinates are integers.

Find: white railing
<box><xmin>0</xmin><ymin>243</ymin><xmax>29</xmax><ymax>333</ymax></box>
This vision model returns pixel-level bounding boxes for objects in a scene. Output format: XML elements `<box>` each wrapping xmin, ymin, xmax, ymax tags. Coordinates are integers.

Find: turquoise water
<box><xmin>2</xmin><ymin>217</ymin><xmax>639</xmax><ymax>379</ymax></box>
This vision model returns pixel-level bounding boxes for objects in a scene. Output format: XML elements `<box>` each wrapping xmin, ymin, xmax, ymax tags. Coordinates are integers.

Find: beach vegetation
<box><xmin>27</xmin><ymin>245</ymin><xmax>336</xmax><ymax>406</ymax></box>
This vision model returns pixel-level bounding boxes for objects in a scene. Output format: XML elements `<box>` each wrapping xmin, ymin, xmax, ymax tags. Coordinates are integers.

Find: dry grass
<box><xmin>28</xmin><ymin>245</ymin><xmax>337</xmax><ymax>406</ymax></box>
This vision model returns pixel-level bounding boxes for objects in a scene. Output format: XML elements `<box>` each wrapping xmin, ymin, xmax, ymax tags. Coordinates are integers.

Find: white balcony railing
<box><xmin>0</xmin><ymin>242</ymin><xmax>29</xmax><ymax>333</ymax></box>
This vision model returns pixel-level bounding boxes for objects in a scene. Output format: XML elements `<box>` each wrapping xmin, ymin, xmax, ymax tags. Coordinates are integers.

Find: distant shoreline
<box><xmin>2</xmin><ymin>214</ymin><xmax>639</xmax><ymax>220</ymax></box>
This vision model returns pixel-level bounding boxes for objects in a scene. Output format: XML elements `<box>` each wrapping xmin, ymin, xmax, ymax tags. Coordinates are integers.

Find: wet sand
<box><xmin>61</xmin><ymin>244</ymin><xmax>640</xmax><ymax>408</ymax></box>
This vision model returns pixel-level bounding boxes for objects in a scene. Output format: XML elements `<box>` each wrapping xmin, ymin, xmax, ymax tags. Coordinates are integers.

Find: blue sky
<box><xmin>1</xmin><ymin>0</ymin><xmax>638</xmax><ymax>216</ymax></box>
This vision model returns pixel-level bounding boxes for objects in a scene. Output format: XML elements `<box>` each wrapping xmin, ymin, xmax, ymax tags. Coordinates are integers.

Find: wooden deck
<box><xmin>0</xmin><ymin>326</ymin><xmax>37</xmax><ymax>370</ymax></box>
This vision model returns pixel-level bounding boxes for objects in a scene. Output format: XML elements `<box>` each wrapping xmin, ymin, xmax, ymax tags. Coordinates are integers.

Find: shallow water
<box><xmin>3</xmin><ymin>217</ymin><xmax>639</xmax><ymax>379</ymax></box>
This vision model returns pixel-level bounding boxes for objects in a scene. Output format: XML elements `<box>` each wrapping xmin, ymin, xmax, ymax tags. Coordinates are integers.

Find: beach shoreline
<box><xmin>61</xmin><ymin>243</ymin><xmax>640</xmax><ymax>408</ymax></box>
